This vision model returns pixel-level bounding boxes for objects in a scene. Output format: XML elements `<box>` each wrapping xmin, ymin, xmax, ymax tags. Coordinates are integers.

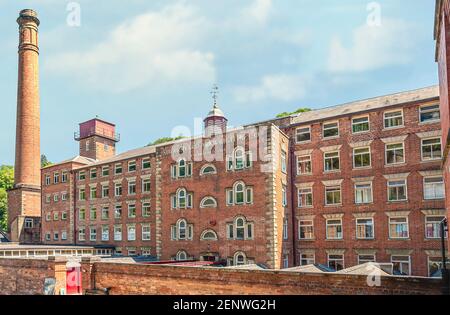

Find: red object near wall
<box><xmin>66</xmin><ymin>266</ymin><xmax>82</xmax><ymax>295</ymax></box>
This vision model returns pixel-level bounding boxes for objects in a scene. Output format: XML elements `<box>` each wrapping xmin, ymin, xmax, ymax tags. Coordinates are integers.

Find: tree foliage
<box><xmin>148</xmin><ymin>136</ymin><xmax>186</xmax><ymax>146</ymax></box>
<box><xmin>41</xmin><ymin>154</ymin><xmax>53</xmax><ymax>168</ymax></box>
<box><xmin>0</xmin><ymin>165</ymin><xmax>14</xmax><ymax>231</ymax></box>
<box><xmin>276</xmin><ymin>107</ymin><xmax>312</xmax><ymax>118</ymax></box>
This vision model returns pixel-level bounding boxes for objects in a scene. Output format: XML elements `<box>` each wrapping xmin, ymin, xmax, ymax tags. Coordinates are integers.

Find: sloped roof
<box><xmin>336</xmin><ymin>262</ymin><xmax>393</xmax><ymax>276</ymax></box>
<box><xmin>42</xmin><ymin>155</ymin><xmax>97</xmax><ymax>169</ymax></box>
<box><xmin>0</xmin><ymin>230</ymin><xmax>10</xmax><ymax>243</ymax></box>
<box><xmin>290</xmin><ymin>86</ymin><xmax>439</xmax><ymax>126</ymax></box>
<box><xmin>282</xmin><ymin>264</ymin><xmax>335</xmax><ymax>273</ymax></box>
<box><xmin>224</xmin><ymin>264</ymin><xmax>268</xmax><ymax>270</ymax></box>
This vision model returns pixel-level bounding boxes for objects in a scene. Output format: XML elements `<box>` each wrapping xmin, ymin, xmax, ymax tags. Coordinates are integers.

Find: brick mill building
<box><xmin>38</xmin><ymin>85</ymin><xmax>447</xmax><ymax>276</ymax></box>
<box><xmin>6</xmin><ymin>7</ymin><xmax>450</xmax><ymax>278</ymax></box>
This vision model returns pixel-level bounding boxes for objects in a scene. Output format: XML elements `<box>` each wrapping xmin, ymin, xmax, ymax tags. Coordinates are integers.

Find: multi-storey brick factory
<box><xmin>5</xmin><ymin>7</ymin><xmax>450</xmax><ymax>279</ymax></box>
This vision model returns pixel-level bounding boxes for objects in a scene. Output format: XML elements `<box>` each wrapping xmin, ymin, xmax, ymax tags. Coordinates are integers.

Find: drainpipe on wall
<box><xmin>441</xmin><ymin>219</ymin><xmax>449</xmax><ymax>295</ymax></box>
<box><xmin>289</xmin><ymin>136</ymin><xmax>298</xmax><ymax>266</ymax></box>
<box><xmin>73</xmin><ymin>170</ymin><xmax>77</xmax><ymax>246</ymax></box>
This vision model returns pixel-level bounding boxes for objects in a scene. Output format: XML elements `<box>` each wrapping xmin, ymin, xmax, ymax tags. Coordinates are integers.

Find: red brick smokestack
<box><xmin>14</xmin><ymin>9</ymin><xmax>41</xmax><ymax>187</ymax></box>
<box><xmin>7</xmin><ymin>9</ymin><xmax>42</xmax><ymax>243</ymax></box>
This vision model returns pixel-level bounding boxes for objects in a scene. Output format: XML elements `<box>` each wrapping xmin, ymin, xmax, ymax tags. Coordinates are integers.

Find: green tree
<box><xmin>148</xmin><ymin>136</ymin><xmax>186</xmax><ymax>146</ymax></box>
<box><xmin>41</xmin><ymin>154</ymin><xmax>53</xmax><ymax>168</ymax></box>
<box><xmin>0</xmin><ymin>165</ymin><xmax>14</xmax><ymax>231</ymax></box>
<box><xmin>276</xmin><ymin>107</ymin><xmax>312</xmax><ymax>118</ymax></box>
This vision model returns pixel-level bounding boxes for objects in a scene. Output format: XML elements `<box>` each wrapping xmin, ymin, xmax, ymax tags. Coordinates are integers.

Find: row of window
<box><xmin>44</xmin><ymin>171</ymin><xmax>69</xmax><ymax>185</ymax></box>
<box><xmin>295</xmin><ymin>104</ymin><xmax>440</xmax><ymax>143</ymax></box>
<box><xmin>170</xmin><ymin>217</ymin><xmax>254</xmax><ymax>241</ymax></box>
<box><xmin>296</xmin><ymin>137</ymin><xmax>442</xmax><ymax>176</ymax></box>
<box><xmin>76</xmin><ymin>223</ymin><xmax>151</xmax><ymax>242</ymax></box>
<box><xmin>170</xmin><ymin>182</ymin><xmax>254</xmax><ymax>210</ymax></box>
<box><xmin>297</xmin><ymin>215</ymin><xmax>447</xmax><ymax>241</ymax></box>
<box><xmin>79</xmin><ymin>158</ymin><xmax>151</xmax><ymax>181</ymax></box>
<box><xmin>77</xmin><ymin>177</ymin><xmax>151</xmax><ymax>201</ymax></box>
<box><xmin>296</xmin><ymin>176</ymin><xmax>445</xmax><ymax>208</ymax></box>
<box><xmin>77</xmin><ymin>202</ymin><xmax>151</xmax><ymax>221</ymax></box>
<box><xmin>173</xmin><ymin>250</ymin><xmax>253</xmax><ymax>267</ymax></box>
<box><xmin>170</xmin><ymin>148</ymin><xmax>254</xmax><ymax>180</ymax></box>
<box><xmin>45</xmin><ymin>192</ymin><xmax>69</xmax><ymax>203</ymax></box>
<box><xmin>297</xmin><ymin>252</ymin><xmax>447</xmax><ymax>277</ymax></box>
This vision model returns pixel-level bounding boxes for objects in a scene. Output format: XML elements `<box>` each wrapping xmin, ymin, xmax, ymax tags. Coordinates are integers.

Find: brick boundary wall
<box><xmin>0</xmin><ymin>257</ymin><xmax>446</xmax><ymax>295</ymax></box>
<box><xmin>0</xmin><ymin>257</ymin><xmax>66</xmax><ymax>295</ymax></box>
<box><xmin>87</xmin><ymin>260</ymin><xmax>446</xmax><ymax>295</ymax></box>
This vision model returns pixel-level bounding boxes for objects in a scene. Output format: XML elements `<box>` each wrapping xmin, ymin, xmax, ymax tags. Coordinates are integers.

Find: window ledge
<box><xmin>383</xmin><ymin>126</ymin><xmax>405</xmax><ymax>131</ymax></box>
<box><xmin>419</xmin><ymin>120</ymin><xmax>441</xmax><ymax>126</ymax></box>
<box><xmin>384</xmin><ymin>163</ymin><xmax>407</xmax><ymax>168</ymax></box>
<box><xmin>353</xmin><ymin>167</ymin><xmax>372</xmax><ymax>171</ymax></box>
<box><xmin>420</xmin><ymin>159</ymin><xmax>443</xmax><ymax>164</ymax></box>
<box><xmin>323</xmin><ymin>171</ymin><xmax>341</xmax><ymax>174</ymax></box>
<box><xmin>388</xmin><ymin>238</ymin><xmax>410</xmax><ymax>241</ymax></box>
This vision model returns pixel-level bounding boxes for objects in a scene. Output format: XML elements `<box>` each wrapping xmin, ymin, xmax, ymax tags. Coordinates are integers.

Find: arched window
<box><xmin>178</xmin><ymin>159</ymin><xmax>186</xmax><ymax>177</ymax></box>
<box><xmin>200</xmin><ymin>164</ymin><xmax>217</xmax><ymax>176</ymax></box>
<box><xmin>171</xmin><ymin>159</ymin><xmax>192</xmax><ymax>179</ymax></box>
<box><xmin>234</xmin><ymin>182</ymin><xmax>245</xmax><ymax>205</ymax></box>
<box><xmin>234</xmin><ymin>148</ymin><xmax>245</xmax><ymax>170</ymax></box>
<box><xmin>227</xmin><ymin>181</ymin><xmax>253</xmax><ymax>206</ymax></box>
<box><xmin>172</xmin><ymin>188</ymin><xmax>193</xmax><ymax>209</ymax></box>
<box><xmin>176</xmin><ymin>250</ymin><xmax>188</xmax><ymax>261</ymax></box>
<box><xmin>178</xmin><ymin>188</ymin><xmax>186</xmax><ymax>209</ymax></box>
<box><xmin>235</xmin><ymin>218</ymin><xmax>245</xmax><ymax>239</ymax></box>
<box><xmin>234</xmin><ymin>251</ymin><xmax>247</xmax><ymax>266</ymax></box>
<box><xmin>227</xmin><ymin>216</ymin><xmax>254</xmax><ymax>240</ymax></box>
<box><xmin>200</xmin><ymin>196</ymin><xmax>217</xmax><ymax>208</ymax></box>
<box><xmin>200</xmin><ymin>229</ymin><xmax>218</xmax><ymax>241</ymax></box>
<box><xmin>171</xmin><ymin>219</ymin><xmax>193</xmax><ymax>240</ymax></box>
<box><xmin>178</xmin><ymin>219</ymin><xmax>187</xmax><ymax>239</ymax></box>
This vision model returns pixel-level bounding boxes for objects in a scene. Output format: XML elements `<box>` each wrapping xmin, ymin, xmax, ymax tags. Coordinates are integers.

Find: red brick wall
<box><xmin>436</xmin><ymin>0</ymin><xmax>450</xmax><ymax>254</ymax></box>
<box><xmin>42</xmin><ymin>162</ymin><xmax>86</xmax><ymax>244</ymax></box>
<box><xmin>0</xmin><ymin>257</ymin><xmax>67</xmax><ymax>295</ymax></box>
<box><xmin>89</xmin><ymin>261</ymin><xmax>444</xmax><ymax>295</ymax></box>
<box><xmin>283</xmin><ymin>100</ymin><xmax>444</xmax><ymax>277</ymax></box>
<box><xmin>73</xmin><ymin>154</ymin><xmax>156</xmax><ymax>255</ymax></box>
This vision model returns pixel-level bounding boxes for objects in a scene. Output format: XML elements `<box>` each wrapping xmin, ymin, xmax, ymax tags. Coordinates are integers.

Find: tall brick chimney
<box><xmin>7</xmin><ymin>9</ymin><xmax>42</xmax><ymax>243</ymax></box>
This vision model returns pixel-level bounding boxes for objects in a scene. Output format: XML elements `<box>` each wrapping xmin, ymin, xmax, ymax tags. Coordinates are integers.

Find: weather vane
<box><xmin>210</xmin><ymin>84</ymin><xmax>219</xmax><ymax>106</ymax></box>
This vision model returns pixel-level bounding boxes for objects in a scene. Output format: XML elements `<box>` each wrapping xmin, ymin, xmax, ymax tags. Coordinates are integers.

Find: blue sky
<box><xmin>0</xmin><ymin>0</ymin><xmax>438</xmax><ymax>165</ymax></box>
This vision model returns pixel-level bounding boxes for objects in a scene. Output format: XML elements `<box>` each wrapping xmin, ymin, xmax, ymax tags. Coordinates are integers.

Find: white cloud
<box><xmin>328</xmin><ymin>19</ymin><xmax>414</xmax><ymax>72</ymax></box>
<box><xmin>233</xmin><ymin>74</ymin><xmax>307</xmax><ymax>103</ymax></box>
<box><xmin>44</xmin><ymin>3</ymin><xmax>216</xmax><ymax>93</ymax></box>
<box><xmin>242</xmin><ymin>0</ymin><xmax>272</xmax><ymax>25</ymax></box>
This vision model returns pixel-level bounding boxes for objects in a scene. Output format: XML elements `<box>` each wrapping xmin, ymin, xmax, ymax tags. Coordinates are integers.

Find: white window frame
<box><xmin>384</xmin><ymin>109</ymin><xmax>404</xmax><ymax>129</ymax></box>
<box><xmin>391</xmin><ymin>255</ymin><xmax>411</xmax><ymax>276</ymax></box>
<box><xmin>352</xmin><ymin>116</ymin><xmax>370</xmax><ymax>134</ymax></box>
<box><xmin>298</xmin><ymin>187</ymin><xmax>313</xmax><ymax>208</ymax></box>
<box><xmin>142</xmin><ymin>224</ymin><xmax>151</xmax><ymax>241</ymax></box>
<box><xmin>385</xmin><ymin>142</ymin><xmax>405</xmax><ymax>165</ymax></box>
<box><xmin>421</xmin><ymin>138</ymin><xmax>442</xmax><ymax>161</ymax></box>
<box><xmin>326</xmin><ymin>219</ymin><xmax>343</xmax><ymax>240</ymax></box>
<box><xmin>354</xmin><ymin>182</ymin><xmax>373</xmax><ymax>204</ymax></box>
<box><xmin>296</xmin><ymin>126</ymin><xmax>311</xmax><ymax>143</ymax></box>
<box><xmin>419</xmin><ymin>104</ymin><xmax>440</xmax><ymax>124</ymax></box>
<box><xmin>387</xmin><ymin>179</ymin><xmax>408</xmax><ymax>202</ymax></box>
<box><xmin>324</xmin><ymin>151</ymin><xmax>340</xmax><ymax>173</ymax></box>
<box><xmin>325</xmin><ymin>185</ymin><xmax>341</xmax><ymax>206</ymax></box>
<box><xmin>356</xmin><ymin>218</ymin><xmax>375</xmax><ymax>240</ymax></box>
<box><xmin>299</xmin><ymin>220</ymin><xmax>314</xmax><ymax>240</ymax></box>
<box><xmin>323</xmin><ymin>121</ymin><xmax>339</xmax><ymax>139</ymax></box>
<box><xmin>389</xmin><ymin>217</ymin><xmax>409</xmax><ymax>239</ymax></box>
<box><xmin>423</xmin><ymin>176</ymin><xmax>445</xmax><ymax>200</ymax></box>
<box><xmin>297</xmin><ymin>155</ymin><xmax>312</xmax><ymax>175</ymax></box>
<box><xmin>353</xmin><ymin>147</ymin><xmax>371</xmax><ymax>169</ymax></box>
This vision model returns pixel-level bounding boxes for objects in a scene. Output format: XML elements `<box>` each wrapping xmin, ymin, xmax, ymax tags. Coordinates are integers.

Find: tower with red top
<box><xmin>74</xmin><ymin>118</ymin><xmax>120</xmax><ymax>161</ymax></box>
<box><xmin>204</xmin><ymin>85</ymin><xmax>228</xmax><ymax>137</ymax></box>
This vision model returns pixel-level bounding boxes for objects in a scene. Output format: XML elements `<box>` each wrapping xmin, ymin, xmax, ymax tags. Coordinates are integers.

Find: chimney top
<box><xmin>18</xmin><ymin>9</ymin><xmax>40</xmax><ymax>26</ymax></box>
